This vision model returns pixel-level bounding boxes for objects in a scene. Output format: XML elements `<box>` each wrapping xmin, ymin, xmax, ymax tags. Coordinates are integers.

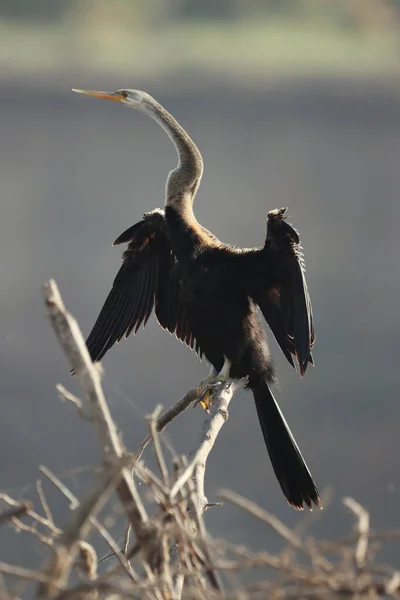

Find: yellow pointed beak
<box><xmin>72</xmin><ymin>89</ymin><xmax>123</xmax><ymax>103</ymax></box>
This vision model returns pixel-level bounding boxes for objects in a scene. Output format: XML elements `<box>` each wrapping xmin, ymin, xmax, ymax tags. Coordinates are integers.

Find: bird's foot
<box><xmin>193</xmin><ymin>375</ymin><xmax>228</xmax><ymax>413</ymax></box>
<box><xmin>193</xmin><ymin>358</ymin><xmax>232</xmax><ymax>413</ymax></box>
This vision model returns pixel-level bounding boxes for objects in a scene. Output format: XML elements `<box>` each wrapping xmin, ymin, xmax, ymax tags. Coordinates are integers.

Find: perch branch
<box><xmin>167</xmin><ymin>380</ymin><xmax>244</xmax><ymax>594</ymax></box>
<box><xmin>170</xmin><ymin>380</ymin><xmax>243</xmax><ymax>509</ymax></box>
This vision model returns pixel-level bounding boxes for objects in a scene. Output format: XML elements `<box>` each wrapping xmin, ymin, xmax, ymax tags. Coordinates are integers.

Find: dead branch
<box><xmin>0</xmin><ymin>493</ymin><xmax>59</xmax><ymax>535</ymax></box>
<box><xmin>169</xmin><ymin>380</ymin><xmax>243</xmax><ymax>510</ymax></box>
<box><xmin>36</xmin><ymin>480</ymin><xmax>55</xmax><ymax>526</ymax></box>
<box><xmin>38</xmin><ymin>457</ymin><xmax>132</xmax><ymax>598</ymax></box>
<box><xmin>0</xmin><ymin>562</ymin><xmax>54</xmax><ymax>585</ymax></box>
<box><xmin>43</xmin><ymin>280</ymin><xmax>166</xmax><ymax>576</ymax></box>
<box><xmin>219</xmin><ymin>489</ymin><xmax>303</xmax><ymax>549</ymax></box>
<box><xmin>0</xmin><ymin>503</ymin><xmax>32</xmax><ymax>527</ymax></box>
<box><xmin>137</xmin><ymin>386</ymin><xmax>203</xmax><ymax>461</ymax></box>
<box><xmin>343</xmin><ymin>496</ymin><xmax>370</xmax><ymax>571</ymax></box>
<box><xmin>0</xmin><ymin>278</ymin><xmax>399</xmax><ymax>600</ymax></box>
<box><xmin>77</xmin><ymin>541</ymin><xmax>97</xmax><ymax>580</ymax></box>
<box><xmin>146</xmin><ymin>405</ymin><xmax>170</xmax><ymax>488</ymax></box>
<box><xmin>39</xmin><ymin>465</ymin><xmax>137</xmax><ymax>582</ymax></box>
<box><xmin>44</xmin><ymin>280</ymin><xmax>150</xmax><ymax>535</ymax></box>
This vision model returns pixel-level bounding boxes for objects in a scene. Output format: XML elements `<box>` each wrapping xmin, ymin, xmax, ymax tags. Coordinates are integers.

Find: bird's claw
<box><xmin>193</xmin><ymin>375</ymin><xmax>230</xmax><ymax>413</ymax></box>
<box><xmin>198</xmin><ymin>388</ymin><xmax>214</xmax><ymax>413</ymax></box>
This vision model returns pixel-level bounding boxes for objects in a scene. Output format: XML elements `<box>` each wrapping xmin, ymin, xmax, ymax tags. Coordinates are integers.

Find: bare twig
<box><xmin>219</xmin><ymin>489</ymin><xmax>303</xmax><ymax>550</ymax></box>
<box><xmin>36</xmin><ymin>480</ymin><xmax>55</xmax><ymax>526</ymax></box>
<box><xmin>39</xmin><ymin>465</ymin><xmax>137</xmax><ymax>582</ymax></box>
<box><xmin>77</xmin><ymin>541</ymin><xmax>97</xmax><ymax>580</ymax></box>
<box><xmin>38</xmin><ymin>456</ymin><xmax>132</xmax><ymax>598</ymax></box>
<box><xmin>147</xmin><ymin>405</ymin><xmax>170</xmax><ymax>488</ymax></box>
<box><xmin>0</xmin><ymin>562</ymin><xmax>55</xmax><ymax>585</ymax></box>
<box><xmin>184</xmin><ymin>458</ymin><xmax>223</xmax><ymax>592</ymax></box>
<box><xmin>11</xmin><ymin>517</ymin><xmax>55</xmax><ymax>546</ymax></box>
<box><xmin>56</xmin><ymin>384</ymin><xmax>91</xmax><ymax>421</ymax></box>
<box><xmin>39</xmin><ymin>466</ymin><xmax>80</xmax><ymax>510</ymax></box>
<box><xmin>343</xmin><ymin>496</ymin><xmax>370</xmax><ymax>572</ymax></box>
<box><xmin>0</xmin><ymin>503</ymin><xmax>32</xmax><ymax>527</ymax></box>
<box><xmin>137</xmin><ymin>385</ymin><xmax>203</xmax><ymax>462</ymax></box>
<box><xmin>0</xmin><ymin>493</ymin><xmax>59</xmax><ymax>535</ymax></box>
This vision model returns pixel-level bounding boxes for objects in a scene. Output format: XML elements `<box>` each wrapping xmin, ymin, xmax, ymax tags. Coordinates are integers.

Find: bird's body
<box><xmin>165</xmin><ymin>212</ymin><xmax>272</xmax><ymax>384</ymax></box>
<box><xmin>73</xmin><ymin>87</ymin><xmax>320</xmax><ymax>510</ymax></box>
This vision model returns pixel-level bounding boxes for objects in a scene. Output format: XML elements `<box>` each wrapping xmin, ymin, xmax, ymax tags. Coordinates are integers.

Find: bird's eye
<box><xmin>119</xmin><ymin>91</ymin><xmax>128</xmax><ymax>100</ymax></box>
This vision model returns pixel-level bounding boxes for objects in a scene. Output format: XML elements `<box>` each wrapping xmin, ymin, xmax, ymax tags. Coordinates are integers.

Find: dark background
<box><xmin>1</xmin><ymin>0</ymin><xmax>400</xmax><ymax>578</ymax></box>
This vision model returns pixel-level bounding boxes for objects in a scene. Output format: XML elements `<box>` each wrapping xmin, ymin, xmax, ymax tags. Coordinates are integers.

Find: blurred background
<box><xmin>1</xmin><ymin>0</ymin><xmax>400</xmax><ymax>576</ymax></box>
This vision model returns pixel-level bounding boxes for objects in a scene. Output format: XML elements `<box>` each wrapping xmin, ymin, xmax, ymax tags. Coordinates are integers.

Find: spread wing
<box><xmin>249</xmin><ymin>208</ymin><xmax>315</xmax><ymax>376</ymax></box>
<box><xmin>84</xmin><ymin>208</ymin><xmax>197</xmax><ymax>364</ymax></box>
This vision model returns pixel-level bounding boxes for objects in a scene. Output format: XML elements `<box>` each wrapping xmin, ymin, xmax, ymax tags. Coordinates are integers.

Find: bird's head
<box><xmin>72</xmin><ymin>88</ymin><xmax>147</xmax><ymax>108</ymax></box>
<box><xmin>73</xmin><ymin>86</ymin><xmax>204</xmax><ymax>204</ymax></box>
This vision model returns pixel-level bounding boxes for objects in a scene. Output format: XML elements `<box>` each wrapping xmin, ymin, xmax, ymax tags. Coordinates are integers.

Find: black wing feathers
<box><xmin>84</xmin><ymin>209</ymin><xmax>197</xmax><ymax>365</ymax></box>
<box><xmin>257</xmin><ymin>290</ymin><xmax>296</xmax><ymax>369</ymax></box>
<box><xmin>250</xmin><ymin>208</ymin><xmax>315</xmax><ymax>376</ymax></box>
<box><xmin>84</xmin><ymin>205</ymin><xmax>313</xmax><ymax>374</ymax></box>
<box><xmin>85</xmin><ymin>273</ymin><xmax>131</xmax><ymax>362</ymax></box>
<box><xmin>285</xmin><ymin>259</ymin><xmax>315</xmax><ymax>374</ymax></box>
<box><xmin>155</xmin><ymin>248</ymin><xmax>179</xmax><ymax>334</ymax></box>
<box><xmin>154</xmin><ymin>246</ymin><xmax>197</xmax><ymax>349</ymax></box>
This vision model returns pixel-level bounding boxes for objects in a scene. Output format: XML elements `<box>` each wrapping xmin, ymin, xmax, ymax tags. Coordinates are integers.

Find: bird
<box><xmin>72</xmin><ymin>88</ymin><xmax>320</xmax><ymax>510</ymax></box>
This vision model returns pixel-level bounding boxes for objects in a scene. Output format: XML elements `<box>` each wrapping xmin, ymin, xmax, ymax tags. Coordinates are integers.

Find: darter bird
<box><xmin>73</xmin><ymin>88</ymin><xmax>319</xmax><ymax>510</ymax></box>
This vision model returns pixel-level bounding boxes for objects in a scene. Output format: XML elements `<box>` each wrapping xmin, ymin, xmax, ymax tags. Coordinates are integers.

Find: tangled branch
<box><xmin>0</xmin><ymin>279</ymin><xmax>398</xmax><ymax>600</ymax></box>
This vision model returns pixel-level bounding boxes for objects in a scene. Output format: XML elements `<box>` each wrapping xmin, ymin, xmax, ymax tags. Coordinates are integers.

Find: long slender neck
<box><xmin>140</xmin><ymin>95</ymin><xmax>203</xmax><ymax>211</ymax></box>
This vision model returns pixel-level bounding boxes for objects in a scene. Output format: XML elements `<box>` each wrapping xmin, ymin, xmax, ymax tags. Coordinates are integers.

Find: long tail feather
<box><xmin>252</xmin><ymin>380</ymin><xmax>320</xmax><ymax>510</ymax></box>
